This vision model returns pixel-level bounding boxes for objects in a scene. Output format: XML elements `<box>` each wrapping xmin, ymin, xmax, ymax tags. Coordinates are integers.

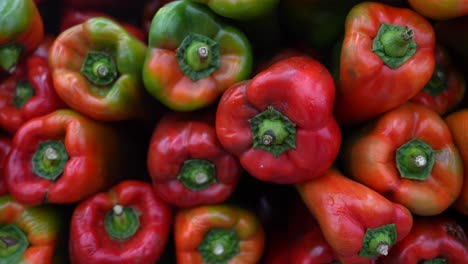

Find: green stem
<box><xmin>248</xmin><ymin>106</ymin><xmax>296</xmax><ymax>158</ymax></box>
<box><xmin>0</xmin><ymin>42</ymin><xmax>24</xmax><ymax>73</ymax></box>
<box><xmin>198</xmin><ymin>229</ymin><xmax>240</xmax><ymax>264</ymax></box>
<box><xmin>0</xmin><ymin>225</ymin><xmax>29</xmax><ymax>264</ymax></box>
<box><xmin>359</xmin><ymin>224</ymin><xmax>397</xmax><ymax>258</ymax></box>
<box><xmin>423</xmin><ymin>64</ymin><xmax>448</xmax><ymax>96</ymax></box>
<box><xmin>31</xmin><ymin>140</ymin><xmax>69</xmax><ymax>181</ymax></box>
<box><xmin>177</xmin><ymin>159</ymin><xmax>216</xmax><ymax>191</ymax></box>
<box><xmin>13</xmin><ymin>80</ymin><xmax>35</xmax><ymax>108</ymax></box>
<box><xmin>421</xmin><ymin>258</ymin><xmax>447</xmax><ymax>264</ymax></box>
<box><xmin>104</xmin><ymin>205</ymin><xmax>140</xmax><ymax>241</ymax></box>
<box><xmin>396</xmin><ymin>138</ymin><xmax>435</xmax><ymax>181</ymax></box>
<box><xmin>81</xmin><ymin>51</ymin><xmax>118</xmax><ymax>86</ymax></box>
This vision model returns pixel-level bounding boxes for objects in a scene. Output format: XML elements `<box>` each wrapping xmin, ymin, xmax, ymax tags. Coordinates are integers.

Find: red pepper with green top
<box><xmin>0</xmin><ymin>195</ymin><xmax>64</xmax><ymax>264</ymax></box>
<box><xmin>0</xmin><ymin>56</ymin><xmax>66</xmax><ymax>134</ymax></box>
<box><xmin>0</xmin><ymin>0</ymin><xmax>44</xmax><ymax>73</ymax></box>
<box><xmin>0</xmin><ymin>136</ymin><xmax>12</xmax><ymax>196</ymax></box>
<box><xmin>4</xmin><ymin>109</ymin><xmax>129</xmax><ymax>205</ymax></box>
<box><xmin>175</xmin><ymin>204</ymin><xmax>265</xmax><ymax>264</ymax></box>
<box><xmin>296</xmin><ymin>168</ymin><xmax>413</xmax><ymax>263</ymax></box>
<box><xmin>147</xmin><ymin>110</ymin><xmax>242</xmax><ymax>208</ymax></box>
<box><xmin>69</xmin><ymin>180</ymin><xmax>172</xmax><ymax>264</ymax></box>
<box><xmin>342</xmin><ymin>103</ymin><xmax>464</xmax><ymax>216</ymax></box>
<box><xmin>216</xmin><ymin>56</ymin><xmax>341</xmax><ymax>184</ymax></box>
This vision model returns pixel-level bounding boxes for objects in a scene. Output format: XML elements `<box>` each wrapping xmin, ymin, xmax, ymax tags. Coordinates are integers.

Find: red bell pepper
<box><xmin>147</xmin><ymin>110</ymin><xmax>242</xmax><ymax>207</ymax></box>
<box><xmin>407</xmin><ymin>0</ymin><xmax>468</xmax><ymax>20</ymax></box>
<box><xmin>59</xmin><ymin>8</ymin><xmax>146</xmax><ymax>42</ymax></box>
<box><xmin>0</xmin><ymin>0</ymin><xmax>44</xmax><ymax>73</ymax></box>
<box><xmin>410</xmin><ymin>45</ymin><xmax>466</xmax><ymax>115</ymax></box>
<box><xmin>216</xmin><ymin>56</ymin><xmax>341</xmax><ymax>184</ymax></box>
<box><xmin>4</xmin><ymin>109</ymin><xmax>129</xmax><ymax>205</ymax></box>
<box><xmin>381</xmin><ymin>216</ymin><xmax>468</xmax><ymax>263</ymax></box>
<box><xmin>445</xmin><ymin>109</ymin><xmax>468</xmax><ymax>215</ymax></box>
<box><xmin>342</xmin><ymin>103</ymin><xmax>464</xmax><ymax>216</ymax></box>
<box><xmin>0</xmin><ymin>55</ymin><xmax>66</xmax><ymax>134</ymax></box>
<box><xmin>69</xmin><ymin>180</ymin><xmax>172</xmax><ymax>264</ymax></box>
<box><xmin>0</xmin><ymin>136</ymin><xmax>12</xmax><ymax>196</ymax></box>
<box><xmin>175</xmin><ymin>204</ymin><xmax>265</xmax><ymax>264</ymax></box>
<box><xmin>296</xmin><ymin>168</ymin><xmax>413</xmax><ymax>263</ymax></box>
<box><xmin>32</xmin><ymin>34</ymin><xmax>55</xmax><ymax>59</ymax></box>
<box><xmin>335</xmin><ymin>2</ymin><xmax>436</xmax><ymax>126</ymax></box>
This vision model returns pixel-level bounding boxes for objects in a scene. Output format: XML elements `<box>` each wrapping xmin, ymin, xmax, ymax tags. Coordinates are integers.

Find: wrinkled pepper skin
<box><xmin>381</xmin><ymin>216</ymin><xmax>468</xmax><ymax>264</ymax></box>
<box><xmin>175</xmin><ymin>204</ymin><xmax>265</xmax><ymax>264</ymax></box>
<box><xmin>335</xmin><ymin>2</ymin><xmax>435</xmax><ymax>126</ymax></box>
<box><xmin>147</xmin><ymin>110</ymin><xmax>242</xmax><ymax>207</ymax></box>
<box><xmin>49</xmin><ymin>17</ymin><xmax>149</xmax><ymax>121</ymax></box>
<box><xmin>0</xmin><ymin>0</ymin><xmax>44</xmax><ymax>73</ymax></box>
<box><xmin>0</xmin><ymin>56</ymin><xmax>66</xmax><ymax>134</ymax></box>
<box><xmin>342</xmin><ymin>103</ymin><xmax>464</xmax><ymax>216</ymax></box>
<box><xmin>0</xmin><ymin>136</ymin><xmax>12</xmax><ymax>196</ymax></box>
<box><xmin>143</xmin><ymin>0</ymin><xmax>253</xmax><ymax>111</ymax></box>
<box><xmin>410</xmin><ymin>45</ymin><xmax>466</xmax><ymax>116</ymax></box>
<box><xmin>4</xmin><ymin>109</ymin><xmax>128</xmax><ymax>205</ymax></box>
<box><xmin>59</xmin><ymin>8</ymin><xmax>146</xmax><ymax>42</ymax></box>
<box><xmin>216</xmin><ymin>56</ymin><xmax>341</xmax><ymax>184</ymax></box>
<box><xmin>445</xmin><ymin>109</ymin><xmax>468</xmax><ymax>215</ymax></box>
<box><xmin>192</xmin><ymin>0</ymin><xmax>279</xmax><ymax>20</ymax></box>
<box><xmin>69</xmin><ymin>180</ymin><xmax>172</xmax><ymax>264</ymax></box>
<box><xmin>296</xmin><ymin>168</ymin><xmax>413</xmax><ymax>263</ymax></box>
<box><xmin>0</xmin><ymin>195</ymin><xmax>64</xmax><ymax>264</ymax></box>
<box><xmin>408</xmin><ymin>0</ymin><xmax>468</xmax><ymax>20</ymax></box>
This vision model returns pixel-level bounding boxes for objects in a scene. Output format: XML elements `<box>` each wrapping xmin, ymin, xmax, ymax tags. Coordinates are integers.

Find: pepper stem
<box><xmin>423</xmin><ymin>64</ymin><xmax>448</xmax><ymax>96</ymax></box>
<box><xmin>177</xmin><ymin>159</ymin><xmax>216</xmax><ymax>191</ymax></box>
<box><xmin>359</xmin><ymin>224</ymin><xmax>397</xmax><ymax>258</ymax></box>
<box><xmin>104</xmin><ymin>205</ymin><xmax>140</xmax><ymax>241</ymax></box>
<box><xmin>31</xmin><ymin>140</ymin><xmax>69</xmax><ymax>181</ymax></box>
<box><xmin>13</xmin><ymin>80</ymin><xmax>35</xmax><ymax>108</ymax></box>
<box><xmin>422</xmin><ymin>258</ymin><xmax>447</xmax><ymax>264</ymax></box>
<box><xmin>198</xmin><ymin>229</ymin><xmax>240</xmax><ymax>264</ymax></box>
<box><xmin>0</xmin><ymin>42</ymin><xmax>24</xmax><ymax>73</ymax></box>
<box><xmin>0</xmin><ymin>225</ymin><xmax>29</xmax><ymax>263</ymax></box>
<box><xmin>81</xmin><ymin>51</ymin><xmax>119</xmax><ymax>86</ymax></box>
<box><xmin>396</xmin><ymin>138</ymin><xmax>435</xmax><ymax>181</ymax></box>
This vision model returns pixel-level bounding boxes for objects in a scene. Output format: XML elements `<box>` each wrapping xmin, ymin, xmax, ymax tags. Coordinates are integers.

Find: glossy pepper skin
<box><xmin>0</xmin><ymin>136</ymin><xmax>12</xmax><ymax>196</ymax></box>
<box><xmin>147</xmin><ymin>110</ymin><xmax>242</xmax><ymax>207</ymax></box>
<box><xmin>0</xmin><ymin>0</ymin><xmax>44</xmax><ymax>73</ymax></box>
<box><xmin>335</xmin><ymin>2</ymin><xmax>435</xmax><ymax>126</ymax></box>
<box><xmin>445</xmin><ymin>109</ymin><xmax>468</xmax><ymax>215</ymax></box>
<box><xmin>49</xmin><ymin>17</ymin><xmax>149</xmax><ymax>121</ymax></box>
<box><xmin>69</xmin><ymin>180</ymin><xmax>172</xmax><ymax>264</ymax></box>
<box><xmin>143</xmin><ymin>0</ymin><xmax>253</xmax><ymax>111</ymax></box>
<box><xmin>142</xmin><ymin>0</ymin><xmax>175</xmax><ymax>35</ymax></box>
<box><xmin>216</xmin><ymin>56</ymin><xmax>341</xmax><ymax>184</ymax></box>
<box><xmin>408</xmin><ymin>0</ymin><xmax>468</xmax><ymax>20</ymax></box>
<box><xmin>342</xmin><ymin>103</ymin><xmax>464</xmax><ymax>216</ymax></box>
<box><xmin>192</xmin><ymin>0</ymin><xmax>279</xmax><ymax>21</ymax></box>
<box><xmin>410</xmin><ymin>45</ymin><xmax>466</xmax><ymax>116</ymax></box>
<box><xmin>0</xmin><ymin>195</ymin><xmax>64</xmax><ymax>264</ymax></box>
<box><xmin>175</xmin><ymin>204</ymin><xmax>265</xmax><ymax>264</ymax></box>
<box><xmin>296</xmin><ymin>168</ymin><xmax>413</xmax><ymax>263</ymax></box>
<box><xmin>0</xmin><ymin>56</ymin><xmax>66</xmax><ymax>134</ymax></box>
<box><xmin>381</xmin><ymin>216</ymin><xmax>468</xmax><ymax>264</ymax></box>
<box><xmin>4</xmin><ymin>109</ymin><xmax>128</xmax><ymax>205</ymax></box>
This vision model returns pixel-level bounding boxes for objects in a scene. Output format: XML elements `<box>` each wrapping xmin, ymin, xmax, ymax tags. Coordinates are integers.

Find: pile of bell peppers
<box><xmin>0</xmin><ymin>0</ymin><xmax>467</xmax><ymax>263</ymax></box>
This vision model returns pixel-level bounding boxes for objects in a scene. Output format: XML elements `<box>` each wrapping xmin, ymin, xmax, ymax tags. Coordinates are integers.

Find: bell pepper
<box><xmin>0</xmin><ymin>0</ymin><xmax>44</xmax><ymax>73</ymax></box>
<box><xmin>0</xmin><ymin>55</ymin><xmax>66</xmax><ymax>134</ymax></box>
<box><xmin>175</xmin><ymin>204</ymin><xmax>265</xmax><ymax>264</ymax></box>
<box><xmin>216</xmin><ymin>56</ymin><xmax>341</xmax><ymax>184</ymax></box>
<box><xmin>4</xmin><ymin>109</ymin><xmax>128</xmax><ymax>206</ymax></box>
<box><xmin>445</xmin><ymin>109</ymin><xmax>468</xmax><ymax>215</ymax></box>
<box><xmin>407</xmin><ymin>0</ymin><xmax>468</xmax><ymax>20</ymax></box>
<box><xmin>342</xmin><ymin>102</ymin><xmax>464</xmax><ymax>216</ymax></box>
<box><xmin>381</xmin><ymin>216</ymin><xmax>468</xmax><ymax>263</ymax></box>
<box><xmin>296</xmin><ymin>168</ymin><xmax>413</xmax><ymax>263</ymax></box>
<box><xmin>0</xmin><ymin>195</ymin><xmax>64</xmax><ymax>264</ymax></box>
<box><xmin>410</xmin><ymin>45</ymin><xmax>466</xmax><ymax>116</ymax></box>
<box><xmin>59</xmin><ymin>8</ymin><xmax>146</xmax><ymax>42</ymax></box>
<box><xmin>142</xmin><ymin>0</ymin><xmax>176</xmax><ymax>35</ymax></box>
<box><xmin>0</xmin><ymin>137</ymin><xmax>12</xmax><ymax>196</ymax></box>
<box><xmin>335</xmin><ymin>2</ymin><xmax>435</xmax><ymax>126</ymax></box>
<box><xmin>191</xmin><ymin>0</ymin><xmax>279</xmax><ymax>21</ymax></box>
<box><xmin>69</xmin><ymin>180</ymin><xmax>172</xmax><ymax>264</ymax></box>
<box><xmin>147</xmin><ymin>110</ymin><xmax>242</xmax><ymax>207</ymax></box>
<box><xmin>48</xmin><ymin>17</ymin><xmax>150</xmax><ymax>121</ymax></box>
<box><xmin>62</xmin><ymin>0</ymin><xmax>145</xmax><ymax>10</ymax></box>
<box><xmin>32</xmin><ymin>34</ymin><xmax>54</xmax><ymax>59</ymax></box>
<box><xmin>143</xmin><ymin>0</ymin><xmax>253</xmax><ymax>111</ymax></box>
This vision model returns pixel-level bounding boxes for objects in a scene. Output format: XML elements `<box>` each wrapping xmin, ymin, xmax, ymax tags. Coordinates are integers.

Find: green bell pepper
<box><xmin>192</xmin><ymin>0</ymin><xmax>279</xmax><ymax>20</ymax></box>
